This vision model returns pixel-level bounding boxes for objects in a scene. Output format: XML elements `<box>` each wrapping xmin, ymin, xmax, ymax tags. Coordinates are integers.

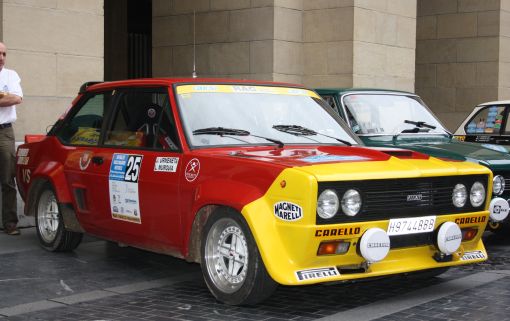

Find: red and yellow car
<box><xmin>16</xmin><ymin>79</ymin><xmax>496</xmax><ymax>305</ymax></box>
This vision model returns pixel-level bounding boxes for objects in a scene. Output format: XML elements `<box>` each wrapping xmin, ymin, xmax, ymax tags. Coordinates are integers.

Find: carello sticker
<box><xmin>455</xmin><ymin>215</ymin><xmax>486</xmax><ymax>225</ymax></box>
<box><xmin>315</xmin><ymin>227</ymin><xmax>361</xmax><ymax>237</ymax></box>
<box><xmin>295</xmin><ymin>267</ymin><xmax>339</xmax><ymax>282</ymax></box>
<box><xmin>274</xmin><ymin>201</ymin><xmax>303</xmax><ymax>221</ymax></box>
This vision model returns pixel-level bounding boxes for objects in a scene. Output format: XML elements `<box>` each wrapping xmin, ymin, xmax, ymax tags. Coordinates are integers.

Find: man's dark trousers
<box><xmin>0</xmin><ymin>126</ymin><xmax>17</xmax><ymax>228</ymax></box>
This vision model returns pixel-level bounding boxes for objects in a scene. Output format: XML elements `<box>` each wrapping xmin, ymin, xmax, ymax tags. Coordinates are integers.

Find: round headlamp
<box><xmin>452</xmin><ymin>184</ymin><xmax>467</xmax><ymax>208</ymax></box>
<box><xmin>493</xmin><ymin>175</ymin><xmax>505</xmax><ymax>196</ymax></box>
<box><xmin>341</xmin><ymin>189</ymin><xmax>361</xmax><ymax>216</ymax></box>
<box><xmin>470</xmin><ymin>181</ymin><xmax>485</xmax><ymax>207</ymax></box>
<box><xmin>317</xmin><ymin>189</ymin><xmax>339</xmax><ymax>219</ymax></box>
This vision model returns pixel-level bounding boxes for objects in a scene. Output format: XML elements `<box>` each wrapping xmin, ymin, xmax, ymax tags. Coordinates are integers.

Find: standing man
<box><xmin>0</xmin><ymin>42</ymin><xmax>23</xmax><ymax>235</ymax></box>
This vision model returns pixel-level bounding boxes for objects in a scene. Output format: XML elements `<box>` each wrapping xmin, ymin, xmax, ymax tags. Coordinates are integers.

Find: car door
<box><xmin>97</xmin><ymin>86</ymin><xmax>183</xmax><ymax>250</ymax></box>
<box><xmin>462</xmin><ymin>105</ymin><xmax>510</xmax><ymax>145</ymax></box>
<box><xmin>53</xmin><ymin>90</ymin><xmax>116</xmax><ymax>235</ymax></box>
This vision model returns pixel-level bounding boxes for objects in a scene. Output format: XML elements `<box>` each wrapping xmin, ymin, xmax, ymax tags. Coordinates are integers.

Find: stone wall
<box><xmin>153</xmin><ymin>0</ymin><xmax>417</xmax><ymax>91</ymax></box>
<box><xmin>416</xmin><ymin>0</ymin><xmax>505</xmax><ymax>130</ymax></box>
<box><xmin>1</xmin><ymin>0</ymin><xmax>104</xmax><ymax>138</ymax></box>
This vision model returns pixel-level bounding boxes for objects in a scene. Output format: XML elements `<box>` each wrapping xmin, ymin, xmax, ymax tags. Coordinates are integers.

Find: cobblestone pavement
<box><xmin>0</xmin><ymin>229</ymin><xmax>509</xmax><ymax>321</ymax></box>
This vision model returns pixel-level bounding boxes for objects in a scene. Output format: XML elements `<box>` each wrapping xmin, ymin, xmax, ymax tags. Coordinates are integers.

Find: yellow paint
<box><xmin>240</xmin><ymin>157</ymin><xmax>492</xmax><ymax>285</ymax></box>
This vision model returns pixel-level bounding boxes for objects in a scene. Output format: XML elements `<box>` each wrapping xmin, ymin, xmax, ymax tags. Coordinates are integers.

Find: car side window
<box><xmin>465</xmin><ymin>106</ymin><xmax>505</xmax><ymax>135</ymax></box>
<box><xmin>55</xmin><ymin>91</ymin><xmax>113</xmax><ymax>145</ymax></box>
<box><xmin>105</xmin><ymin>88</ymin><xmax>180</xmax><ymax>150</ymax></box>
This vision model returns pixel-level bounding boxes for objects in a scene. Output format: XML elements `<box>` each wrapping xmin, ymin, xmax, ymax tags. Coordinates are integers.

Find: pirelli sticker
<box><xmin>460</xmin><ymin>250</ymin><xmax>486</xmax><ymax>261</ymax></box>
<box><xmin>296</xmin><ymin>267</ymin><xmax>339</xmax><ymax>282</ymax></box>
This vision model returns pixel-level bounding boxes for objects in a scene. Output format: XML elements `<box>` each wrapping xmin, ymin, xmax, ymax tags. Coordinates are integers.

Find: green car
<box><xmin>316</xmin><ymin>88</ymin><xmax>510</xmax><ymax>232</ymax></box>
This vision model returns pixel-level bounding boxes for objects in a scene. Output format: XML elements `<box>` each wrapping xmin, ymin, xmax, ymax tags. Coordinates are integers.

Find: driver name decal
<box><xmin>274</xmin><ymin>201</ymin><xmax>303</xmax><ymax>221</ymax></box>
<box><xmin>154</xmin><ymin>157</ymin><xmax>179</xmax><ymax>172</ymax></box>
<box><xmin>109</xmin><ymin>153</ymin><xmax>143</xmax><ymax>224</ymax></box>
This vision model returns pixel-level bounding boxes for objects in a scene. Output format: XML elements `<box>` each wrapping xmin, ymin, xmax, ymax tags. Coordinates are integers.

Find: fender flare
<box><xmin>184</xmin><ymin>180</ymin><xmax>265</xmax><ymax>262</ymax></box>
<box><xmin>25</xmin><ymin>162</ymin><xmax>72</xmax><ymax>216</ymax></box>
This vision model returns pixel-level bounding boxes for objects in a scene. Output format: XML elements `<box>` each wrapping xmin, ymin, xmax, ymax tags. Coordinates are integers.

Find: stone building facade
<box><xmin>2</xmin><ymin>0</ymin><xmax>510</xmax><ymax>136</ymax></box>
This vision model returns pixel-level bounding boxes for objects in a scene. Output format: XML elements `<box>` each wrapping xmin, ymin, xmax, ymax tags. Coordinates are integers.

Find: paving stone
<box><xmin>2</xmin><ymin>231</ymin><xmax>510</xmax><ymax>320</ymax></box>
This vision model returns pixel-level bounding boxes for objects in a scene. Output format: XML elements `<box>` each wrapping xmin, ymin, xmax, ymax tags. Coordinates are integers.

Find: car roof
<box><xmin>478</xmin><ymin>100</ymin><xmax>510</xmax><ymax>106</ymax></box>
<box><xmin>84</xmin><ymin>78</ymin><xmax>305</xmax><ymax>93</ymax></box>
<box><xmin>315</xmin><ymin>88</ymin><xmax>415</xmax><ymax>96</ymax></box>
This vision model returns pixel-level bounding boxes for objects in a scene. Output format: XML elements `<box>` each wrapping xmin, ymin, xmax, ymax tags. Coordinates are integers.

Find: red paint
<box><xmin>15</xmin><ymin>78</ymin><xmax>427</xmax><ymax>259</ymax></box>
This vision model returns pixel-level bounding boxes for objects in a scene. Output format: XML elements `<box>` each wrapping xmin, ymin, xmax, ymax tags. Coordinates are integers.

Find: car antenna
<box><xmin>192</xmin><ymin>10</ymin><xmax>197</xmax><ymax>78</ymax></box>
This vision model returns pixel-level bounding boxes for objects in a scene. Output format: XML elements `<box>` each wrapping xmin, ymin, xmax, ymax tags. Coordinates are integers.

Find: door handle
<box><xmin>92</xmin><ymin>156</ymin><xmax>104</xmax><ymax>165</ymax></box>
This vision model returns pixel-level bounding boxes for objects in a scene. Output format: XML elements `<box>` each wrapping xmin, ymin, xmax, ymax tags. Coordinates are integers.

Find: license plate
<box><xmin>387</xmin><ymin>216</ymin><xmax>436</xmax><ymax>236</ymax></box>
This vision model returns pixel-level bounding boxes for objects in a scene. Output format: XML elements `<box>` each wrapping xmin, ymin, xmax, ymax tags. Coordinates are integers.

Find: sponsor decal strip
<box><xmin>302</xmin><ymin>155</ymin><xmax>368</xmax><ymax>163</ymax></box>
<box><xmin>176</xmin><ymin>84</ymin><xmax>319</xmax><ymax>98</ymax></box>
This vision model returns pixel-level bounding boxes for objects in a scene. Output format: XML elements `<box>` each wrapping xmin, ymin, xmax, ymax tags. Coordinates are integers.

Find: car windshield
<box><xmin>342</xmin><ymin>94</ymin><xmax>447</xmax><ymax>136</ymax></box>
<box><xmin>176</xmin><ymin>84</ymin><xmax>359</xmax><ymax>147</ymax></box>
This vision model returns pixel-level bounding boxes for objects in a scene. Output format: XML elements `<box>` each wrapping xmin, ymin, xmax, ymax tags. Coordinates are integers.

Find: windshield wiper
<box><xmin>192</xmin><ymin>127</ymin><xmax>284</xmax><ymax>148</ymax></box>
<box><xmin>403</xmin><ymin>120</ymin><xmax>436</xmax><ymax>130</ymax></box>
<box><xmin>393</xmin><ymin>120</ymin><xmax>452</xmax><ymax>143</ymax></box>
<box><xmin>403</xmin><ymin>120</ymin><xmax>452</xmax><ymax>137</ymax></box>
<box><xmin>272</xmin><ymin>124</ymin><xmax>352</xmax><ymax>146</ymax></box>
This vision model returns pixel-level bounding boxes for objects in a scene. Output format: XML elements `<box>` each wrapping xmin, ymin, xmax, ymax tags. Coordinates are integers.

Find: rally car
<box><xmin>454</xmin><ymin>100</ymin><xmax>510</xmax><ymax>152</ymax></box>
<box><xmin>16</xmin><ymin>79</ymin><xmax>499</xmax><ymax>305</ymax></box>
<box><xmin>317</xmin><ymin>88</ymin><xmax>510</xmax><ymax>233</ymax></box>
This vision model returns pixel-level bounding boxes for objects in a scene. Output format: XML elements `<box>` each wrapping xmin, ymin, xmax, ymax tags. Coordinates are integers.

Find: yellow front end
<box><xmin>241</xmin><ymin>156</ymin><xmax>491</xmax><ymax>285</ymax></box>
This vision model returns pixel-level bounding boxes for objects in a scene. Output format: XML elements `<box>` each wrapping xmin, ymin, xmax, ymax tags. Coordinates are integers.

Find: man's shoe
<box><xmin>4</xmin><ymin>224</ymin><xmax>20</xmax><ymax>236</ymax></box>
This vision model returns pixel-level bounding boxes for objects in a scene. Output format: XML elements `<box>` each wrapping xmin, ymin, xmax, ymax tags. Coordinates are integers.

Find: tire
<box><xmin>487</xmin><ymin>221</ymin><xmax>510</xmax><ymax>234</ymax></box>
<box><xmin>35</xmin><ymin>184</ymin><xmax>83</xmax><ymax>252</ymax></box>
<box><xmin>200</xmin><ymin>208</ymin><xmax>277</xmax><ymax>305</ymax></box>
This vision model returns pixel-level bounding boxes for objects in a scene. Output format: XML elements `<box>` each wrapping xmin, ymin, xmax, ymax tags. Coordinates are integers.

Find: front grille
<box><xmin>317</xmin><ymin>175</ymin><xmax>488</xmax><ymax>225</ymax></box>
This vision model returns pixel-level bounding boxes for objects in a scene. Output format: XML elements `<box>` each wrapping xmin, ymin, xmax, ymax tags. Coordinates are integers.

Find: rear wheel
<box><xmin>200</xmin><ymin>208</ymin><xmax>277</xmax><ymax>305</ymax></box>
<box><xmin>35</xmin><ymin>184</ymin><xmax>83</xmax><ymax>252</ymax></box>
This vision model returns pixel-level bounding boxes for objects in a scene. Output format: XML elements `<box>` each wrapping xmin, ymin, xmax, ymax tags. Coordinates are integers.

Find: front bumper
<box><xmin>244</xmin><ymin>201</ymin><xmax>488</xmax><ymax>285</ymax></box>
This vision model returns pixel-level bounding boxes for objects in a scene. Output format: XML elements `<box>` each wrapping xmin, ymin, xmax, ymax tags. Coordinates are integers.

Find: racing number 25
<box><xmin>124</xmin><ymin>156</ymin><xmax>142</xmax><ymax>182</ymax></box>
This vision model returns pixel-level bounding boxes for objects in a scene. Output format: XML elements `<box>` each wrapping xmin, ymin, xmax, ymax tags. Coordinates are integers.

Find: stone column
<box><xmin>416</xmin><ymin>0</ymin><xmax>506</xmax><ymax>130</ymax></box>
<box><xmin>2</xmin><ymin>0</ymin><xmax>104</xmax><ymax>138</ymax></box>
<box><xmin>153</xmin><ymin>0</ymin><xmax>416</xmax><ymax>91</ymax></box>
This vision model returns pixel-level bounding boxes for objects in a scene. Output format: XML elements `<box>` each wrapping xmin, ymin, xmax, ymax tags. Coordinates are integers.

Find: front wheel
<box><xmin>200</xmin><ymin>208</ymin><xmax>277</xmax><ymax>305</ymax></box>
<box><xmin>35</xmin><ymin>184</ymin><xmax>83</xmax><ymax>252</ymax></box>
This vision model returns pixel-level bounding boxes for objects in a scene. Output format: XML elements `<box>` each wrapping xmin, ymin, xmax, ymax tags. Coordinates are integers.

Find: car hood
<box><xmin>361</xmin><ymin>135</ymin><xmax>510</xmax><ymax>169</ymax></box>
<box><xmin>193</xmin><ymin>144</ymin><xmax>491</xmax><ymax>182</ymax></box>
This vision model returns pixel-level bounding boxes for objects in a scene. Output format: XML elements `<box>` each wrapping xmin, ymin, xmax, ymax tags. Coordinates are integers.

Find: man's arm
<box><xmin>0</xmin><ymin>92</ymin><xmax>22</xmax><ymax>107</ymax></box>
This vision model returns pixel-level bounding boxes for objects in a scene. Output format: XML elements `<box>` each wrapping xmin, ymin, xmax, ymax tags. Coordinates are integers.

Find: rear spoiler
<box><xmin>79</xmin><ymin>81</ymin><xmax>103</xmax><ymax>94</ymax></box>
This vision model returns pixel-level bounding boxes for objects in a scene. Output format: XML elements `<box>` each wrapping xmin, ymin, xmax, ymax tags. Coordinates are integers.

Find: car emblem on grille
<box><xmin>406</xmin><ymin>194</ymin><xmax>423</xmax><ymax>201</ymax></box>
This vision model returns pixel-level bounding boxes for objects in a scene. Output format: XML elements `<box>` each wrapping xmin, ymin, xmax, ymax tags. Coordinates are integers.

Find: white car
<box><xmin>454</xmin><ymin>100</ymin><xmax>510</xmax><ymax>153</ymax></box>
